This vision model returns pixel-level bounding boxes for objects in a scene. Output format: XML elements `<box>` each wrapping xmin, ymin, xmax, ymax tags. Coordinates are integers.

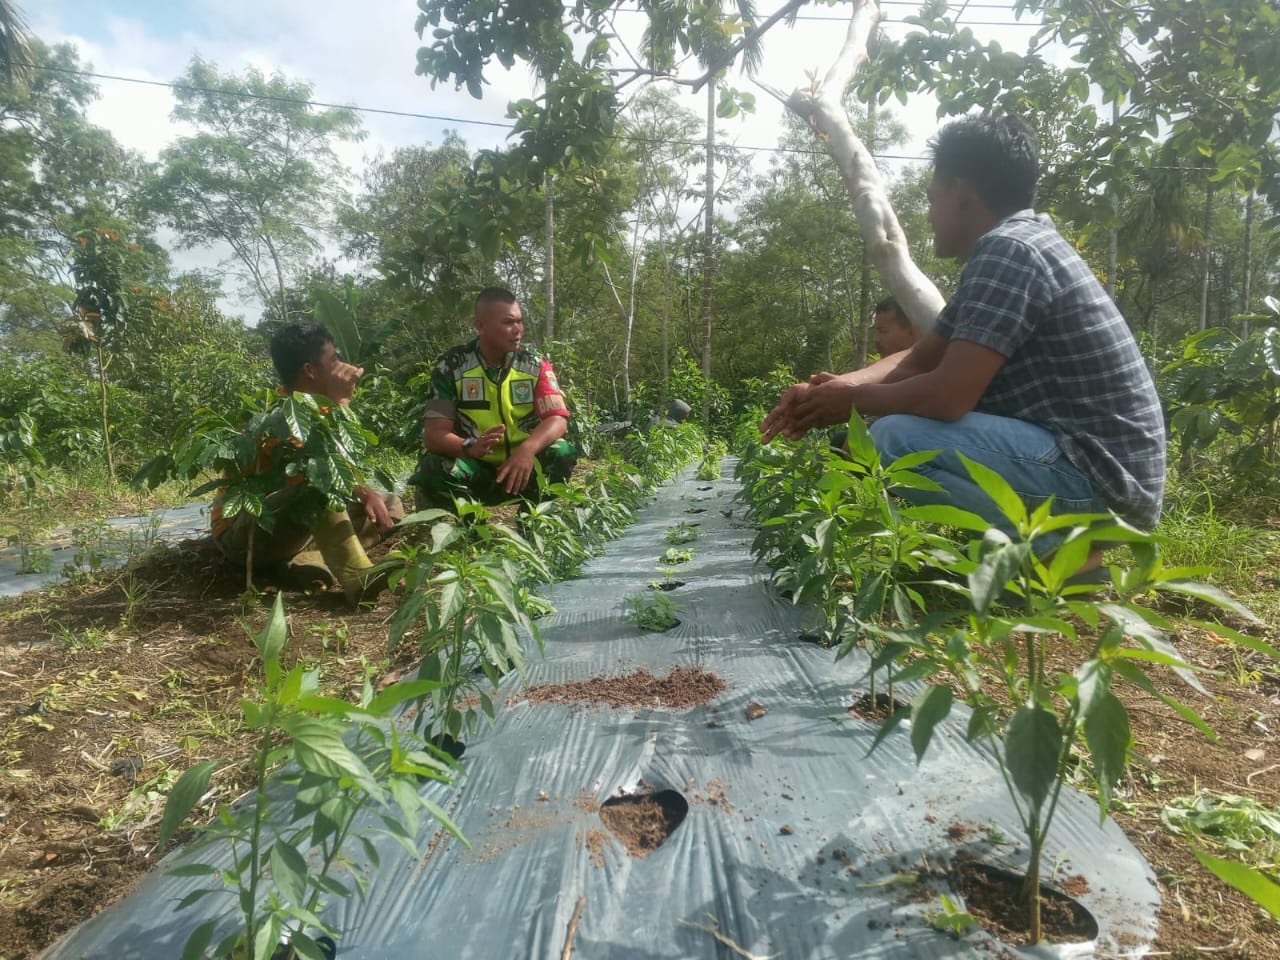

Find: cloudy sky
<box><xmin>29</xmin><ymin>1</ymin><xmax>1040</xmax><ymax>320</ymax></box>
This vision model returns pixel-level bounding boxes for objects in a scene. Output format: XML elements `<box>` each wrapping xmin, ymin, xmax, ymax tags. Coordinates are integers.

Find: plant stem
<box><xmin>244</xmin><ymin>716</ymin><xmax>276</xmax><ymax>944</ymax></box>
<box><xmin>1023</xmin><ymin>832</ymin><xmax>1043</xmax><ymax>943</ymax></box>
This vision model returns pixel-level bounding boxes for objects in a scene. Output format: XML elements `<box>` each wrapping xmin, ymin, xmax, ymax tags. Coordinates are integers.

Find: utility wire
<box><xmin>22</xmin><ymin>60</ymin><xmax>937</xmax><ymax>161</ymax></box>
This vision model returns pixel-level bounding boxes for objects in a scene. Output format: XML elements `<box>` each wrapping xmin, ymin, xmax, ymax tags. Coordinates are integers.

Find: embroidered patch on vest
<box><xmin>511</xmin><ymin>380</ymin><xmax>534</xmax><ymax>405</ymax></box>
<box><xmin>461</xmin><ymin>377</ymin><xmax>485</xmax><ymax>402</ymax></box>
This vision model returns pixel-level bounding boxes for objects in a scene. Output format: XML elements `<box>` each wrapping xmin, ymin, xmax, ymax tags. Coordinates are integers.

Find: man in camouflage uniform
<box><xmin>411</xmin><ymin>287</ymin><xmax>576</xmax><ymax>509</ymax></box>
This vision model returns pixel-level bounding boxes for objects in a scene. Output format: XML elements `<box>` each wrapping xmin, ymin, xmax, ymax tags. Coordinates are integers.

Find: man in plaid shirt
<box><xmin>762</xmin><ymin>114</ymin><xmax>1165</xmax><ymax>566</ymax></box>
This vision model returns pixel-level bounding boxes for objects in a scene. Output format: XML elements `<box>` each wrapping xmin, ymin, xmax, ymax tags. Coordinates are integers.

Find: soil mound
<box><xmin>516</xmin><ymin>666</ymin><xmax>725</xmax><ymax>710</ymax></box>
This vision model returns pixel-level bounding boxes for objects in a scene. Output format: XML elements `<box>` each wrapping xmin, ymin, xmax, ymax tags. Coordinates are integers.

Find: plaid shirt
<box><xmin>934</xmin><ymin>211</ymin><xmax>1166</xmax><ymax>529</ymax></box>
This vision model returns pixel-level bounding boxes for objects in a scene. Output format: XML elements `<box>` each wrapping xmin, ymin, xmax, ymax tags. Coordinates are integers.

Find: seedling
<box><xmin>926</xmin><ymin>893</ymin><xmax>976</xmax><ymax>939</ymax></box>
<box><xmin>625</xmin><ymin>591</ymin><xmax>681</xmax><ymax>631</ymax></box>
<box><xmin>664</xmin><ymin>521</ymin><xmax>699</xmax><ymax>545</ymax></box>
<box><xmin>660</xmin><ymin>547</ymin><xmax>694</xmax><ymax>565</ymax></box>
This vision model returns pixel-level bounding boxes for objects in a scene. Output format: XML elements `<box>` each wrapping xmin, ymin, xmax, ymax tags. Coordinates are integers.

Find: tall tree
<box><xmin>149</xmin><ymin>59</ymin><xmax>362</xmax><ymax>322</ymax></box>
<box><xmin>0</xmin><ymin>41</ymin><xmax>157</xmax><ymax>354</ymax></box>
<box><xmin>0</xmin><ymin>0</ymin><xmax>30</xmax><ymax>85</ymax></box>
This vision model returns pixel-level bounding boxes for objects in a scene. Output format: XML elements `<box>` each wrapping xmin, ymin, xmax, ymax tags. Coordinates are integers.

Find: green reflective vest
<box><xmin>451</xmin><ymin>350</ymin><xmax>544</xmax><ymax>465</ymax></box>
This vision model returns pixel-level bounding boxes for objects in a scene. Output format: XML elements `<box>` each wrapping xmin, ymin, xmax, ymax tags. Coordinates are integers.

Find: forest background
<box><xmin>2</xmin><ymin>0</ymin><xmax>1279</xmax><ymax>516</ymax></box>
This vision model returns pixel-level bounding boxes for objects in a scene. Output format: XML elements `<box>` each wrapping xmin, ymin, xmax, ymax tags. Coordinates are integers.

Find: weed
<box><xmin>624</xmin><ymin>591</ymin><xmax>681</xmax><ymax>631</ymax></box>
<box><xmin>1161</xmin><ymin>791</ymin><xmax>1280</xmax><ymax>870</ymax></box>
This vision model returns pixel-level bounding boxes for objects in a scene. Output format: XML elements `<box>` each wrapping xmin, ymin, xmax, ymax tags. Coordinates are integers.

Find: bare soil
<box><xmin>598</xmin><ymin>790</ymin><xmax>688</xmax><ymax>858</ymax></box>
<box><xmin>955</xmin><ymin>860</ymin><xmax>1098</xmax><ymax>945</ymax></box>
<box><xmin>514</xmin><ymin>666</ymin><xmax>726</xmax><ymax>710</ymax></box>
<box><xmin>2</xmin><ymin>536</ymin><xmax>1279</xmax><ymax>957</ymax></box>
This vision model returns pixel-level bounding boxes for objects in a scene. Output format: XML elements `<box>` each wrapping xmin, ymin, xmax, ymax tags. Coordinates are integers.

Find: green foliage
<box><xmin>387</xmin><ymin>422</ymin><xmax>702</xmax><ymax>742</ymax></box>
<box><xmin>159</xmin><ymin>595</ymin><xmax>461</xmax><ymax>960</ymax></box>
<box><xmin>1162</xmin><ymin>792</ymin><xmax>1280</xmax><ymax>870</ymax></box>
<box><xmin>735</xmin><ymin>408</ymin><xmax>1269</xmax><ymax>944</ymax></box>
<box><xmin>1162</xmin><ymin>325</ymin><xmax>1280</xmax><ymax>489</ymax></box>
<box><xmin>926</xmin><ymin>893</ymin><xmax>977</xmax><ymax>939</ymax></box>
<box><xmin>624</xmin><ymin>591</ymin><xmax>681</xmax><ymax>632</ymax></box>
<box><xmin>138</xmin><ymin>390</ymin><xmax>383</xmax><ymax>533</ymax></box>
<box><xmin>660</xmin><ymin>546</ymin><xmax>694</xmax><ymax>565</ymax></box>
<box><xmin>149</xmin><ymin>58</ymin><xmax>362</xmax><ymax>320</ymax></box>
<box><xmin>664</xmin><ymin>521</ymin><xmax>700</xmax><ymax>545</ymax></box>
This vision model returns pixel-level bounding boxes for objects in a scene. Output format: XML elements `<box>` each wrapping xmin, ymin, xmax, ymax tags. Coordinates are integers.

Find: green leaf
<box><xmin>1193</xmin><ymin>850</ymin><xmax>1280</xmax><ymax>919</ymax></box>
<box><xmin>899</xmin><ymin>503</ymin><xmax>990</xmax><ymax>532</ymax></box>
<box><xmin>280</xmin><ymin>715</ymin><xmax>381</xmax><ymax>796</ymax></box>
<box><xmin>1084</xmin><ymin>692</ymin><xmax>1130</xmax><ymax>818</ymax></box>
<box><xmin>1189</xmin><ymin>620</ymin><xmax>1280</xmax><ymax>661</ymax></box>
<box><xmin>1159</xmin><ymin>580</ymin><xmax>1260</xmax><ymax>623</ymax></box>
<box><xmin>968</xmin><ymin>542</ymin><xmax>1029</xmax><ymax>616</ymax></box>
<box><xmin>269</xmin><ymin>840</ymin><xmax>309</xmax><ymax>908</ymax></box>
<box><xmin>254</xmin><ymin>593</ymin><xmax>287</xmax><ymax>664</ymax></box>
<box><xmin>1005</xmin><ymin>705</ymin><xmax>1061</xmax><ymax>816</ymax></box>
<box><xmin>314</xmin><ymin>288</ymin><xmax>362</xmax><ymax>364</ymax></box>
<box><xmin>959</xmin><ymin>453</ymin><xmax>1027</xmax><ymax>529</ymax></box>
<box><xmin>181</xmin><ymin>920</ymin><xmax>218</xmax><ymax>960</ymax></box>
<box><xmin>158</xmin><ymin>761</ymin><xmax>220</xmax><ymax>848</ymax></box>
<box><xmin>909</xmin><ymin>684</ymin><xmax>953</xmax><ymax>763</ymax></box>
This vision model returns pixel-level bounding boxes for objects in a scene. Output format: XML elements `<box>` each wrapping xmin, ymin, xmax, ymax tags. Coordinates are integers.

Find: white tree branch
<box><xmin>786</xmin><ymin>0</ymin><xmax>946</xmax><ymax>333</ymax></box>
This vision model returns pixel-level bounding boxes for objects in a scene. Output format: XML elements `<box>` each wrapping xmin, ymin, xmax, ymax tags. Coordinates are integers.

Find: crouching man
<box><xmin>411</xmin><ymin>287</ymin><xmax>576</xmax><ymax>509</ymax></box>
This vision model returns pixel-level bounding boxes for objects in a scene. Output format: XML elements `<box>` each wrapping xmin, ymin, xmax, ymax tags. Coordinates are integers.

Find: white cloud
<box><xmin>31</xmin><ymin>1</ymin><xmax>1047</xmax><ymax>321</ymax></box>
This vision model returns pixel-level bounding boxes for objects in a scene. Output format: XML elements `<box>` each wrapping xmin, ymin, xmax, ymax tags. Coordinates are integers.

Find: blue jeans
<box><xmin>869</xmin><ymin>412</ymin><xmax>1107</xmax><ymax>543</ymax></box>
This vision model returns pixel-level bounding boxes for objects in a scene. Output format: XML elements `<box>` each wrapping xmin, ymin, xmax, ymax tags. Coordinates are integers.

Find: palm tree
<box><xmin>0</xmin><ymin>0</ymin><xmax>32</xmax><ymax>87</ymax></box>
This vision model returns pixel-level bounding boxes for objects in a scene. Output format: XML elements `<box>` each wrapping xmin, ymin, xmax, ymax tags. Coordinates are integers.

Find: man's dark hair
<box><xmin>929</xmin><ymin>114</ymin><xmax>1039</xmax><ymax>216</ymax></box>
<box><xmin>269</xmin><ymin>320</ymin><xmax>332</xmax><ymax>389</ymax></box>
<box><xmin>874</xmin><ymin>296</ymin><xmax>910</xmax><ymax>327</ymax></box>
<box><xmin>475</xmin><ymin>286</ymin><xmax>517</xmax><ymax>312</ymax></box>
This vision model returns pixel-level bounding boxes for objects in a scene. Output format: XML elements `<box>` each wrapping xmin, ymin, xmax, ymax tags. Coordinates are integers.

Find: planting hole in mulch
<box><xmin>955</xmin><ymin>860</ymin><xmax>1098</xmax><ymax>945</ymax></box>
<box><xmin>848</xmin><ymin>692</ymin><xmax>907</xmax><ymax>721</ymax></box>
<box><xmin>650</xmin><ymin>580</ymin><xmax>685</xmax><ymax>592</ymax></box>
<box><xmin>639</xmin><ymin>617</ymin><xmax>681</xmax><ymax>633</ymax></box>
<box><xmin>684</xmin><ymin>507</ymin><xmax>706</xmax><ymax>514</ymax></box>
<box><xmin>515</xmin><ymin>666</ymin><xmax>726</xmax><ymax>710</ymax></box>
<box><xmin>599</xmin><ymin>790</ymin><xmax>688</xmax><ymax>858</ymax></box>
<box><xmin>431</xmin><ymin>734</ymin><xmax>466</xmax><ymax>760</ymax></box>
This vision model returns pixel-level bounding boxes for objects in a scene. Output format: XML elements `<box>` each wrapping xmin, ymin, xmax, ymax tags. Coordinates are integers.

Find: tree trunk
<box><xmin>1241</xmin><ymin>191</ymin><xmax>1254</xmax><ymax>336</ymax></box>
<box><xmin>94</xmin><ymin>338</ymin><xmax>115</xmax><ymax>493</ymax></box>
<box><xmin>700</xmin><ymin>82</ymin><xmax>716</xmax><ymax>424</ymax></box>
<box><xmin>1199</xmin><ymin>180</ymin><xmax>1213</xmax><ymax>331</ymax></box>
<box><xmin>783</xmin><ymin>0</ymin><xmax>945</xmax><ymax>330</ymax></box>
<box><xmin>544</xmin><ymin>171</ymin><xmax>556</xmax><ymax>341</ymax></box>
<box><xmin>661</xmin><ymin>246</ymin><xmax>673</xmax><ymax>387</ymax></box>
<box><xmin>263</xmin><ymin>231</ymin><xmax>290</xmax><ymax>323</ymax></box>
<box><xmin>1106</xmin><ymin>101</ymin><xmax>1119</xmax><ymax>302</ymax></box>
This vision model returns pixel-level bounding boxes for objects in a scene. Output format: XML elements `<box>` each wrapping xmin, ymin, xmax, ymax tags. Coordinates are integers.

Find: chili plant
<box><xmin>386</xmin><ymin>504</ymin><xmax>551</xmax><ymax>743</ymax></box>
<box><xmin>624</xmin><ymin>591</ymin><xmax>681</xmax><ymax>631</ymax></box>
<box><xmin>159</xmin><ymin>595</ymin><xmax>461</xmax><ymax>960</ymax></box>
<box><xmin>864</xmin><ymin>456</ymin><xmax>1273</xmax><ymax>943</ymax></box>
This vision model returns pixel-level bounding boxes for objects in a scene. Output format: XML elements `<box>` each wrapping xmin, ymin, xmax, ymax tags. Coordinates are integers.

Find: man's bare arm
<box><xmin>849</xmin><ymin>339</ymin><xmax>1007</xmax><ymax>420</ymax></box>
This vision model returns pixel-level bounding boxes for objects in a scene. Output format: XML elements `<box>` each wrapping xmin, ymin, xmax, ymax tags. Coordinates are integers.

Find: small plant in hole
<box><xmin>664</xmin><ymin>521</ymin><xmax>700</xmax><ymax>545</ymax></box>
<box><xmin>927</xmin><ymin>893</ymin><xmax>977</xmax><ymax>939</ymax></box>
<box><xmin>648</xmin><ymin>566</ymin><xmax>684</xmax><ymax>591</ymax></box>
<box><xmin>660</xmin><ymin>546</ymin><xmax>694</xmax><ymax>565</ymax></box>
<box><xmin>625</xmin><ymin>591</ymin><xmax>681</xmax><ymax>631</ymax></box>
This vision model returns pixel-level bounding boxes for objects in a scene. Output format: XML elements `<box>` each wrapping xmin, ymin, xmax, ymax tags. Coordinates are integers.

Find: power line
<box><xmin>25</xmin><ymin>61</ymin><xmax>936</xmax><ymax>162</ymax></box>
<box><xmin>30</xmin><ymin>61</ymin><xmax>515</xmax><ymax>129</ymax></box>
